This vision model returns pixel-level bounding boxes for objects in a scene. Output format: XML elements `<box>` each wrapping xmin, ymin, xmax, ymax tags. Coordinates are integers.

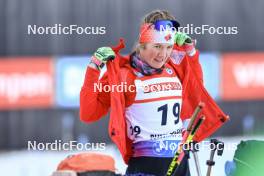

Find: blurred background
<box><xmin>0</xmin><ymin>0</ymin><xmax>264</xmax><ymax>175</ymax></box>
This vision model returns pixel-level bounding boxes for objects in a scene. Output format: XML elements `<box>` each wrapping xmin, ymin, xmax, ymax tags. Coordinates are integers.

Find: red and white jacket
<box><xmin>80</xmin><ymin>39</ymin><xmax>228</xmax><ymax>164</ymax></box>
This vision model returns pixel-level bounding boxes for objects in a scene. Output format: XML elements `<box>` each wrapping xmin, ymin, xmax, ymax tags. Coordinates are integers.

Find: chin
<box><xmin>147</xmin><ymin>60</ymin><xmax>165</xmax><ymax>69</ymax></box>
<box><xmin>151</xmin><ymin>62</ymin><xmax>165</xmax><ymax>69</ymax></box>
<box><xmin>151</xmin><ymin>65</ymin><xmax>163</xmax><ymax>69</ymax></box>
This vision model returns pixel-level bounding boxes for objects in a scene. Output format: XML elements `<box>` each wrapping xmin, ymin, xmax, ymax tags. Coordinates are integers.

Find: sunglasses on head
<box><xmin>154</xmin><ymin>20</ymin><xmax>180</xmax><ymax>31</ymax></box>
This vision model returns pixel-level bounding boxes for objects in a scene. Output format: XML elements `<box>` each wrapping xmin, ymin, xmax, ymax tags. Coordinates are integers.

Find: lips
<box><xmin>154</xmin><ymin>58</ymin><xmax>164</xmax><ymax>62</ymax></box>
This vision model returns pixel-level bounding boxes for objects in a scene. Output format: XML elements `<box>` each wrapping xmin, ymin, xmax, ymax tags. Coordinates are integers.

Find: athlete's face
<box><xmin>139</xmin><ymin>43</ymin><xmax>173</xmax><ymax>69</ymax></box>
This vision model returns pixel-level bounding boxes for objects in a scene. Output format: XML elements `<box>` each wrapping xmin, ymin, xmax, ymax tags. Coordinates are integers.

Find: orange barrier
<box><xmin>57</xmin><ymin>153</ymin><xmax>116</xmax><ymax>173</ymax></box>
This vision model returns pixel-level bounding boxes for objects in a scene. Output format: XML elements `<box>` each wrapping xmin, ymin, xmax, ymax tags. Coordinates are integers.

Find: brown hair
<box><xmin>142</xmin><ymin>10</ymin><xmax>176</xmax><ymax>24</ymax></box>
<box><xmin>133</xmin><ymin>10</ymin><xmax>176</xmax><ymax>54</ymax></box>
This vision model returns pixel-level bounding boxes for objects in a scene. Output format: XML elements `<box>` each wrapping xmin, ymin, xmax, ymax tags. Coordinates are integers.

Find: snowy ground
<box><xmin>1</xmin><ymin>136</ymin><xmax>264</xmax><ymax>176</ymax></box>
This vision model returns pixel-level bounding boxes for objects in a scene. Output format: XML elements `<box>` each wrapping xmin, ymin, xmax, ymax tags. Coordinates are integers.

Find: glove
<box><xmin>174</xmin><ymin>32</ymin><xmax>192</xmax><ymax>46</ymax></box>
<box><xmin>91</xmin><ymin>47</ymin><xmax>115</xmax><ymax>69</ymax></box>
<box><xmin>174</xmin><ymin>32</ymin><xmax>196</xmax><ymax>56</ymax></box>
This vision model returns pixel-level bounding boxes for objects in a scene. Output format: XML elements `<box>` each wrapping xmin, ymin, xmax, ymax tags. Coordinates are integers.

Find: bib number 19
<box><xmin>157</xmin><ymin>103</ymin><xmax>180</xmax><ymax>126</ymax></box>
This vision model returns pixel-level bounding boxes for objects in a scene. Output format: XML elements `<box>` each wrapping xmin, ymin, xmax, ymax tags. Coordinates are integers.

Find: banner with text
<box><xmin>0</xmin><ymin>58</ymin><xmax>54</xmax><ymax>109</ymax></box>
<box><xmin>199</xmin><ymin>53</ymin><xmax>220</xmax><ymax>100</ymax></box>
<box><xmin>221</xmin><ymin>53</ymin><xmax>264</xmax><ymax>100</ymax></box>
<box><xmin>55</xmin><ymin>56</ymin><xmax>90</xmax><ymax>107</ymax></box>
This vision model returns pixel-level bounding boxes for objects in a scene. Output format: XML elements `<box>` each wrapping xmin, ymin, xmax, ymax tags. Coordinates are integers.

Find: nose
<box><xmin>158</xmin><ymin>47</ymin><xmax>167</xmax><ymax>58</ymax></box>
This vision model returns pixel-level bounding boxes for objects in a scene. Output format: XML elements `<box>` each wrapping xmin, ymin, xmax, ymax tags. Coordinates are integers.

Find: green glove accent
<box><xmin>174</xmin><ymin>32</ymin><xmax>192</xmax><ymax>46</ymax></box>
<box><xmin>94</xmin><ymin>47</ymin><xmax>115</xmax><ymax>64</ymax></box>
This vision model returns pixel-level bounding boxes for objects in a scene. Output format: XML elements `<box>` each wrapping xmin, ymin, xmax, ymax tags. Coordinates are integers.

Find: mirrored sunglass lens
<box><xmin>172</xmin><ymin>21</ymin><xmax>180</xmax><ymax>29</ymax></box>
<box><xmin>155</xmin><ymin>20</ymin><xmax>178</xmax><ymax>31</ymax></box>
